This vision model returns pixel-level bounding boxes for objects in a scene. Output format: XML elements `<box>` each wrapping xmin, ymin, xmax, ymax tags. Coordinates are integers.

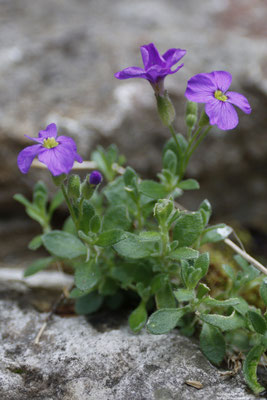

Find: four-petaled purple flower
<box><xmin>115</xmin><ymin>43</ymin><xmax>186</xmax><ymax>95</ymax></box>
<box><xmin>89</xmin><ymin>170</ymin><xmax>102</xmax><ymax>185</ymax></box>
<box><xmin>185</xmin><ymin>71</ymin><xmax>251</xmax><ymax>130</ymax></box>
<box><xmin>17</xmin><ymin>123</ymin><xmax>83</xmax><ymax>176</ymax></box>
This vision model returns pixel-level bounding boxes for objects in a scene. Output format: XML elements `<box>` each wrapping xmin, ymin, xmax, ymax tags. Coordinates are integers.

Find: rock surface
<box><xmin>0</xmin><ymin>279</ymin><xmax>264</xmax><ymax>400</ymax></box>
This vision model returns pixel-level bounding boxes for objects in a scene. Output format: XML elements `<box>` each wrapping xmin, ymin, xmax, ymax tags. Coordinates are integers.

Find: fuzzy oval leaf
<box><xmin>202</xmin><ymin>297</ymin><xmax>241</xmax><ymax>308</ymax></box>
<box><xmin>178</xmin><ymin>179</ymin><xmax>199</xmax><ymax>190</ymax></box>
<box><xmin>28</xmin><ymin>235</ymin><xmax>43</xmax><ymax>251</ymax></box>
<box><xmin>173</xmin><ymin>212</ymin><xmax>203</xmax><ymax>247</ymax></box>
<box><xmin>194</xmin><ymin>252</ymin><xmax>209</xmax><ymax>278</ymax></box>
<box><xmin>75</xmin><ymin>291</ymin><xmax>103</xmax><ymax>315</ymax></box>
<box><xmin>169</xmin><ymin>247</ymin><xmax>199</xmax><ymax>260</ymax></box>
<box><xmin>199</xmin><ymin>311</ymin><xmax>245</xmax><ymax>332</ymax></box>
<box><xmin>24</xmin><ymin>256</ymin><xmax>54</xmax><ymax>277</ymax></box>
<box><xmin>200</xmin><ymin>323</ymin><xmax>226</xmax><ymax>366</ymax></box>
<box><xmin>129</xmin><ymin>302</ymin><xmax>147</xmax><ymax>333</ymax></box>
<box><xmin>74</xmin><ymin>263</ymin><xmax>100</xmax><ymax>291</ymax></box>
<box><xmin>174</xmin><ymin>289</ymin><xmax>195</xmax><ymax>302</ymax></box>
<box><xmin>248</xmin><ymin>311</ymin><xmax>267</xmax><ymax>335</ymax></box>
<box><xmin>147</xmin><ymin>308</ymin><xmax>186</xmax><ymax>335</ymax></box>
<box><xmin>95</xmin><ymin>229</ymin><xmax>127</xmax><ymax>247</ymax></box>
<box><xmin>102</xmin><ymin>205</ymin><xmax>131</xmax><ymax>231</ymax></box>
<box><xmin>260</xmin><ymin>278</ymin><xmax>267</xmax><ymax>307</ymax></box>
<box><xmin>243</xmin><ymin>345</ymin><xmax>266</xmax><ymax>394</ymax></box>
<box><xmin>200</xmin><ymin>224</ymin><xmax>232</xmax><ymax>245</ymax></box>
<box><xmin>139</xmin><ymin>180</ymin><xmax>169</xmax><ymax>199</ymax></box>
<box><xmin>42</xmin><ymin>230</ymin><xmax>86</xmax><ymax>259</ymax></box>
<box><xmin>114</xmin><ymin>234</ymin><xmax>154</xmax><ymax>259</ymax></box>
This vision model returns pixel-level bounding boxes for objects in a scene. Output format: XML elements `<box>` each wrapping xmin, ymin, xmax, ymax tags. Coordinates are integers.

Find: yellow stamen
<box><xmin>43</xmin><ymin>137</ymin><xmax>59</xmax><ymax>149</ymax></box>
<box><xmin>214</xmin><ymin>90</ymin><xmax>228</xmax><ymax>102</ymax></box>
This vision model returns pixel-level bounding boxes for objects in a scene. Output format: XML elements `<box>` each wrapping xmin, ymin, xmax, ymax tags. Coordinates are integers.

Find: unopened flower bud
<box><xmin>154</xmin><ymin>199</ymin><xmax>173</xmax><ymax>224</ymax></box>
<box><xmin>156</xmin><ymin>91</ymin><xmax>176</xmax><ymax>127</ymax></box>
<box><xmin>186</xmin><ymin>101</ymin><xmax>198</xmax><ymax>117</ymax></box>
<box><xmin>186</xmin><ymin>114</ymin><xmax>197</xmax><ymax>129</ymax></box>
<box><xmin>67</xmin><ymin>174</ymin><xmax>81</xmax><ymax>199</ymax></box>
<box><xmin>52</xmin><ymin>173</ymin><xmax>67</xmax><ymax>186</ymax></box>
<box><xmin>89</xmin><ymin>170</ymin><xmax>102</xmax><ymax>186</ymax></box>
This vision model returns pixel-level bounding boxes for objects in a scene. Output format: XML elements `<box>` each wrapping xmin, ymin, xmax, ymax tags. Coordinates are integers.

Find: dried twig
<box><xmin>34</xmin><ymin>284</ymin><xmax>73</xmax><ymax>344</ymax></box>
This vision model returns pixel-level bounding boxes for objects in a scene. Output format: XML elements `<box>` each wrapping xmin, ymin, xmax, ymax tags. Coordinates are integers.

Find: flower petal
<box><xmin>24</xmin><ymin>134</ymin><xmax>43</xmax><ymax>144</ymax></box>
<box><xmin>185</xmin><ymin>73</ymin><xmax>216</xmax><ymax>103</ymax></box>
<box><xmin>114</xmin><ymin>67</ymin><xmax>148</xmax><ymax>80</ymax></box>
<box><xmin>38</xmin><ymin>145</ymin><xmax>75</xmax><ymax>176</ymax></box>
<box><xmin>57</xmin><ymin>135</ymin><xmax>83</xmax><ymax>163</ymax></box>
<box><xmin>162</xmin><ymin>48</ymin><xmax>186</xmax><ymax>68</ymax></box>
<box><xmin>17</xmin><ymin>144</ymin><xmax>42</xmax><ymax>174</ymax></box>
<box><xmin>140</xmin><ymin>43</ymin><xmax>165</xmax><ymax>69</ymax></box>
<box><xmin>226</xmin><ymin>91</ymin><xmax>251</xmax><ymax>114</ymax></box>
<box><xmin>38</xmin><ymin>123</ymin><xmax>58</xmax><ymax>139</ymax></box>
<box><xmin>209</xmin><ymin>71</ymin><xmax>232</xmax><ymax>92</ymax></box>
<box><xmin>205</xmin><ymin>99</ymin><xmax>238</xmax><ymax>130</ymax></box>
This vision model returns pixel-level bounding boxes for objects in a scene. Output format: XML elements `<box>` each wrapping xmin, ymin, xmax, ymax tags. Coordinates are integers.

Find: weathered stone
<box><xmin>0</xmin><ymin>279</ymin><xmax>265</xmax><ymax>400</ymax></box>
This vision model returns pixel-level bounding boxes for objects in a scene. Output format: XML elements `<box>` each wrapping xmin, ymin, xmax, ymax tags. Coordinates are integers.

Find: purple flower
<box><xmin>17</xmin><ymin>123</ymin><xmax>83</xmax><ymax>176</ymax></box>
<box><xmin>185</xmin><ymin>71</ymin><xmax>251</xmax><ymax>130</ymax></box>
<box><xmin>115</xmin><ymin>43</ymin><xmax>186</xmax><ymax>95</ymax></box>
<box><xmin>89</xmin><ymin>170</ymin><xmax>102</xmax><ymax>185</ymax></box>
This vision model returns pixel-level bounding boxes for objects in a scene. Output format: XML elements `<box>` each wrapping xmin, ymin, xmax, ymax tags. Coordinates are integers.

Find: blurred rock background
<box><xmin>0</xmin><ymin>0</ymin><xmax>266</xmax><ymax>265</ymax></box>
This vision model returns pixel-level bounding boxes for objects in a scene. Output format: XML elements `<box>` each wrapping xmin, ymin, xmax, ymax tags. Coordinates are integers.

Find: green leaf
<box><xmin>147</xmin><ymin>308</ymin><xmax>187</xmax><ymax>335</ymax></box>
<box><xmin>99</xmin><ymin>278</ymin><xmax>118</xmax><ymax>296</ymax></box>
<box><xmin>243</xmin><ymin>345</ymin><xmax>266</xmax><ymax>394</ymax></box>
<box><xmin>28</xmin><ymin>235</ymin><xmax>43</xmax><ymax>251</ymax></box>
<box><xmin>173</xmin><ymin>212</ymin><xmax>203</xmax><ymax>247</ymax></box>
<box><xmin>90</xmin><ymin>215</ymin><xmax>101</xmax><ymax>233</ymax></box>
<box><xmin>169</xmin><ymin>247</ymin><xmax>199</xmax><ymax>260</ymax></box>
<box><xmin>199</xmin><ymin>311</ymin><xmax>245</xmax><ymax>332</ymax></box>
<box><xmin>69</xmin><ymin>288</ymin><xmax>92</xmax><ymax>299</ymax></box>
<box><xmin>95</xmin><ymin>229</ymin><xmax>127</xmax><ymax>247</ymax></box>
<box><xmin>163</xmin><ymin>149</ymin><xmax>177</xmax><ymax>174</ymax></box>
<box><xmin>248</xmin><ymin>310</ymin><xmax>267</xmax><ymax>335</ymax></box>
<box><xmin>232</xmin><ymin>297</ymin><xmax>249</xmax><ymax>316</ymax></box>
<box><xmin>75</xmin><ymin>291</ymin><xmax>103</xmax><ymax>315</ymax></box>
<box><xmin>63</xmin><ymin>216</ymin><xmax>76</xmax><ymax>235</ymax></box>
<box><xmin>24</xmin><ymin>256</ymin><xmax>54</xmax><ymax>277</ymax></box>
<box><xmin>201</xmin><ymin>297</ymin><xmax>241</xmax><ymax>308</ymax></box>
<box><xmin>200</xmin><ymin>224</ymin><xmax>232</xmax><ymax>245</ymax></box>
<box><xmin>129</xmin><ymin>301</ymin><xmax>147</xmax><ymax>333</ymax></box>
<box><xmin>114</xmin><ymin>234</ymin><xmax>154</xmax><ymax>259</ymax></box>
<box><xmin>79</xmin><ymin>201</ymin><xmax>95</xmax><ymax>234</ymax></box>
<box><xmin>42</xmin><ymin>230</ymin><xmax>86</xmax><ymax>259</ymax></box>
<box><xmin>194</xmin><ymin>252</ymin><xmax>209</xmax><ymax>278</ymax></box>
<box><xmin>260</xmin><ymin>278</ymin><xmax>267</xmax><ymax>307</ymax></box>
<box><xmin>102</xmin><ymin>205</ymin><xmax>131</xmax><ymax>231</ymax></box>
<box><xmin>139</xmin><ymin>180</ymin><xmax>169</xmax><ymax>199</ymax></box>
<box><xmin>178</xmin><ymin>179</ymin><xmax>199</xmax><ymax>190</ymax></box>
<box><xmin>196</xmin><ymin>283</ymin><xmax>210</xmax><ymax>299</ymax></box>
<box><xmin>200</xmin><ymin>323</ymin><xmax>226</xmax><ymax>366</ymax></box>
<box><xmin>14</xmin><ymin>193</ymin><xmax>32</xmax><ymax>208</ymax></box>
<box><xmin>139</xmin><ymin>231</ymin><xmax>161</xmax><ymax>241</ymax></box>
<box><xmin>48</xmin><ymin>189</ymin><xmax>64</xmax><ymax>217</ymax></box>
<box><xmin>234</xmin><ymin>255</ymin><xmax>260</xmax><ymax>281</ymax></box>
<box><xmin>155</xmin><ymin>282</ymin><xmax>176</xmax><ymax>309</ymax></box>
<box><xmin>174</xmin><ymin>289</ymin><xmax>195</xmax><ymax>302</ymax></box>
<box><xmin>222</xmin><ymin>264</ymin><xmax>236</xmax><ymax>281</ymax></box>
<box><xmin>74</xmin><ymin>262</ymin><xmax>100</xmax><ymax>291</ymax></box>
<box><xmin>33</xmin><ymin>181</ymin><xmax>48</xmax><ymax>209</ymax></box>
<box><xmin>163</xmin><ymin>133</ymin><xmax>188</xmax><ymax>176</ymax></box>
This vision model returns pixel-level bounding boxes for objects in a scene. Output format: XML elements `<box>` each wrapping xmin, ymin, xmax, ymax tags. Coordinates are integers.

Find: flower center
<box><xmin>214</xmin><ymin>90</ymin><xmax>228</xmax><ymax>102</ymax></box>
<box><xmin>43</xmin><ymin>137</ymin><xmax>59</xmax><ymax>149</ymax></box>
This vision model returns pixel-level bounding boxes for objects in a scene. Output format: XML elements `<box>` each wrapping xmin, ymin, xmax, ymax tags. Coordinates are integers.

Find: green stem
<box><xmin>61</xmin><ymin>184</ymin><xmax>78</xmax><ymax>231</ymax></box>
<box><xmin>168</xmin><ymin>124</ymin><xmax>183</xmax><ymax>181</ymax></box>
<box><xmin>185</xmin><ymin>126</ymin><xmax>212</xmax><ymax>165</ymax></box>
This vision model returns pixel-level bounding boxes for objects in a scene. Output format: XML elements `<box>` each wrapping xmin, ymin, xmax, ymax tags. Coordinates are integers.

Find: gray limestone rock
<box><xmin>0</xmin><ymin>279</ymin><xmax>264</xmax><ymax>400</ymax></box>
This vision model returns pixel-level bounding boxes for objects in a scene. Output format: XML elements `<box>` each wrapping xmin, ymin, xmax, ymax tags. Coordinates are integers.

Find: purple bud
<box><xmin>89</xmin><ymin>170</ymin><xmax>102</xmax><ymax>185</ymax></box>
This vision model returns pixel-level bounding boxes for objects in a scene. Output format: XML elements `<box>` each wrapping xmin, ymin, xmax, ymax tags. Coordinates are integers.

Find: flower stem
<box><xmin>185</xmin><ymin>126</ymin><xmax>212</xmax><ymax>164</ymax></box>
<box><xmin>168</xmin><ymin>124</ymin><xmax>183</xmax><ymax>181</ymax></box>
<box><xmin>61</xmin><ymin>184</ymin><xmax>79</xmax><ymax>231</ymax></box>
